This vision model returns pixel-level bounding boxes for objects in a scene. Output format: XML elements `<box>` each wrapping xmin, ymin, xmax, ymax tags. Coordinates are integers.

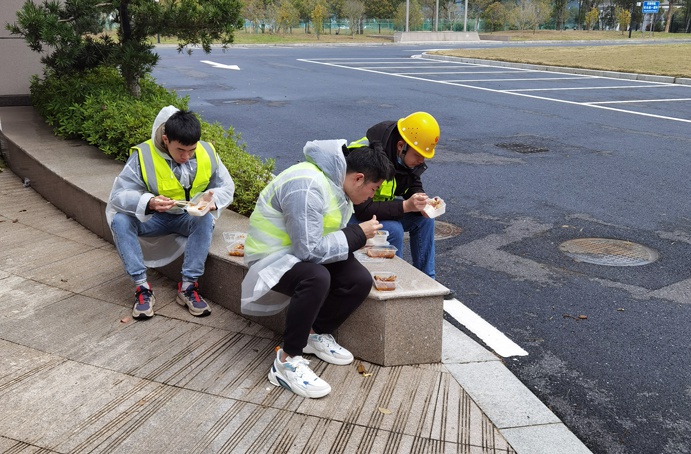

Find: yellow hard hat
<box><xmin>397</xmin><ymin>112</ymin><xmax>440</xmax><ymax>159</ymax></box>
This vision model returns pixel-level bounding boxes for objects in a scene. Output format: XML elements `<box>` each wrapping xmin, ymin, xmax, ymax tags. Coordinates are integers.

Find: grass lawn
<box><xmin>431</xmin><ymin>42</ymin><xmax>691</xmax><ymax>79</ymax></box>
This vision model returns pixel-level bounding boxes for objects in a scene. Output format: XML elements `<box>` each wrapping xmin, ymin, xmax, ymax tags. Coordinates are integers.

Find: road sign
<box><xmin>642</xmin><ymin>1</ymin><xmax>659</xmax><ymax>13</ymax></box>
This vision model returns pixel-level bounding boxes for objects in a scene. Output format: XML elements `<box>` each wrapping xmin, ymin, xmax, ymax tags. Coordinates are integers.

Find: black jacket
<box><xmin>348</xmin><ymin>120</ymin><xmax>427</xmax><ymax>222</ymax></box>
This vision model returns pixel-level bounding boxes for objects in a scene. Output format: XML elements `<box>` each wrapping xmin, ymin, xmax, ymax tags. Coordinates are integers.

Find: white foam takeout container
<box><xmin>185</xmin><ymin>192</ymin><xmax>214</xmax><ymax>217</ymax></box>
<box><xmin>422</xmin><ymin>197</ymin><xmax>446</xmax><ymax>218</ymax></box>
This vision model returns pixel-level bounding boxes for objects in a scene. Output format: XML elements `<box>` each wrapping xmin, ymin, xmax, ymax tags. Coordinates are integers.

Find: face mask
<box><xmin>397</xmin><ymin>144</ymin><xmax>411</xmax><ymax>169</ymax></box>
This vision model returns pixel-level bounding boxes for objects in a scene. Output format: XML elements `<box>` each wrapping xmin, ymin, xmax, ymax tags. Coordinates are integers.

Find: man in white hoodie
<box><xmin>241</xmin><ymin>139</ymin><xmax>395</xmax><ymax>398</ymax></box>
<box><xmin>106</xmin><ymin>106</ymin><xmax>235</xmax><ymax>320</ymax></box>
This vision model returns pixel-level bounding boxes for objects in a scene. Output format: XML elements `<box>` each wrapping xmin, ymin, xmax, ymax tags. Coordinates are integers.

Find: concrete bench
<box><xmin>0</xmin><ymin>106</ymin><xmax>449</xmax><ymax>366</ymax></box>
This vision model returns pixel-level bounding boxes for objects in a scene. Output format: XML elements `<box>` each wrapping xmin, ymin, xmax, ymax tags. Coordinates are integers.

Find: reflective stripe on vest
<box><xmin>245</xmin><ymin>162</ymin><xmax>342</xmax><ymax>255</ymax></box>
<box><xmin>131</xmin><ymin>140</ymin><xmax>217</xmax><ymax>200</ymax></box>
<box><xmin>347</xmin><ymin>136</ymin><xmax>396</xmax><ymax>201</ymax></box>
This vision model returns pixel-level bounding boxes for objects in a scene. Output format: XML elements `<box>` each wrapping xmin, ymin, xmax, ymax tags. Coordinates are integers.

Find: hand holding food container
<box><xmin>422</xmin><ymin>196</ymin><xmax>445</xmax><ymax>218</ymax></box>
<box><xmin>185</xmin><ymin>190</ymin><xmax>215</xmax><ymax>216</ymax></box>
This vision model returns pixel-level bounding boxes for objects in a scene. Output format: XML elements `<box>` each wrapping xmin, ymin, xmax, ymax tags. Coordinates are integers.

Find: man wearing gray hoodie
<box><xmin>241</xmin><ymin>139</ymin><xmax>394</xmax><ymax>398</ymax></box>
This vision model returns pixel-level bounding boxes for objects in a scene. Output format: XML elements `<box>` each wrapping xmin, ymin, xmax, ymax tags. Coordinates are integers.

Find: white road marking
<box><xmin>298</xmin><ymin>57</ymin><xmax>691</xmax><ymax>123</ymax></box>
<box><xmin>587</xmin><ymin>97</ymin><xmax>691</xmax><ymax>105</ymax></box>
<box><xmin>200</xmin><ymin>60</ymin><xmax>240</xmax><ymax>70</ymax></box>
<box><xmin>444</xmin><ymin>299</ymin><xmax>528</xmax><ymax>358</ymax></box>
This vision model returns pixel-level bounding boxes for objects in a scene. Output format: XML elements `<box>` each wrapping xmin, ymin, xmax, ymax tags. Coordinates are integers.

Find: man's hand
<box><xmin>403</xmin><ymin>193</ymin><xmax>429</xmax><ymax>213</ymax></box>
<box><xmin>359</xmin><ymin>215</ymin><xmax>383</xmax><ymax>238</ymax></box>
<box><xmin>201</xmin><ymin>190</ymin><xmax>217</xmax><ymax>211</ymax></box>
<box><xmin>148</xmin><ymin>195</ymin><xmax>175</xmax><ymax>212</ymax></box>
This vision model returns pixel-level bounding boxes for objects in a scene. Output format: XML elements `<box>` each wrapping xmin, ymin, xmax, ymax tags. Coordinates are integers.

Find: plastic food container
<box><xmin>186</xmin><ymin>201</ymin><xmax>212</xmax><ymax>217</ymax></box>
<box><xmin>371</xmin><ymin>230</ymin><xmax>390</xmax><ymax>246</ymax></box>
<box><xmin>372</xmin><ymin>271</ymin><xmax>397</xmax><ymax>291</ymax></box>
<box><xmin>422</xmin><ymin>196</ymin><xmax>446</xmax><ymax>218</ymax></box>
<box><xmin>366</xmin><ymin>244</ymin><xmax>397</xmax><ymax>259</ymax></box>
<box><xmin>223</xmin><ymin>232</ymin><xmax>247</xmax><ymax>257</ymax></box>
<box><xmin>186</xmin><ymin>192</ymin><xmax>214</xmax><ymax>217</ymax></box>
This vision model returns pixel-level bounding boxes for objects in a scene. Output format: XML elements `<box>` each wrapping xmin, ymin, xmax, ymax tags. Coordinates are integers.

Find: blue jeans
<box><xmin>351</xmin><ymin>213</ymin><xmax>436</xmax><ymax>279</ymax></box>
<box><xmin>111</xmin><ymin>211</ymin><xmax>214</xmax><ymax>284</ymax></box>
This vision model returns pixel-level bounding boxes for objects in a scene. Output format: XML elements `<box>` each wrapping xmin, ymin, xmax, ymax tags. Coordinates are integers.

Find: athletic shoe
<box><xmin>303</xmin><ymin>333</ymin><xmax>354</xmax><ymax>365</ymax></box>
<box><xmin>132</xmin><ymin>285</ymin><xmax>155</xmax><ymax>319</ymax></box>
<box><xmin>176</xmin><ymin>282</ymin><xmax>211</xmax><ymax>317</ymax></box>
<box><xmin>268</xmin><ymin>349</ymin><xmax>331</xmax><ymax>399</ymax></box>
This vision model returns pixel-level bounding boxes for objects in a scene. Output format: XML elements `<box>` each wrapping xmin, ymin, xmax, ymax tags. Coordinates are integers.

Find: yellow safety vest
<box><xmin>245</xmin><ymin>161</ymin><xmax>343</xmax><ymax>256</ymax></box>
<box><xmin>347</xmin><ymin>137</ymin><xmax>396</xmax><ymax>201</ymax></box>
<box><xmin>131</xmin><ymin>139</ymin><xmax>217</xmax><ymax>200</ymax></box>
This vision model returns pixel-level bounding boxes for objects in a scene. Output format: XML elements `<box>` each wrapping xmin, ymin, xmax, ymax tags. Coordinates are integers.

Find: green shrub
<box><xmin>30</xmin><ymin>66</ymin><xmax>274</xmax><ymax>217</ymax></box>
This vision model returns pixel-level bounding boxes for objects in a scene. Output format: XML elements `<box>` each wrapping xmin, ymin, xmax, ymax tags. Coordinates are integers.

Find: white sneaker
<box><xmin>303</xmin><ymin>333</ymin><xmax>354</xmax><ymax>365</ymax></box>
<box><xmin>268</xmin><ymin>349</ymin><xmax>331</xmax><ymax>399</ymax></box>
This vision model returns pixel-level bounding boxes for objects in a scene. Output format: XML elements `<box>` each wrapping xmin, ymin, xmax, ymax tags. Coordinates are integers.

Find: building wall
<box><xmin>0</xmin><ymin>0</ymin><xmax>44</xmax><ymax>105</ymax></box>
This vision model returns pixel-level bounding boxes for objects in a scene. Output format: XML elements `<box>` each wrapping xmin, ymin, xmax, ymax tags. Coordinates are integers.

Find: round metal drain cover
<box><xmin>435</xmin><ymin>221</ymin><xmax>463</xmax><ymax>240</ymax></box>
<box><xmin>559</xmin><ymin>238</ymin><xmax>659</xmax><ymax>267</ymax></box>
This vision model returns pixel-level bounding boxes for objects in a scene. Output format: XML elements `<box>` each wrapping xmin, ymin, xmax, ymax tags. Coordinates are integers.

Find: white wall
<box><xmin>0</xmin><ymin>0</ymin><xmax>44</xmax><ymax>103</ymax></box>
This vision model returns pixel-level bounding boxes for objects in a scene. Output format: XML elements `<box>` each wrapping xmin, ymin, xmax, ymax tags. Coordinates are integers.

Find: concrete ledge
<box><xmin>0</xmin><ymin>106</ymin><xmax>447</xmax><ymax>366</ymax></box>
<box><xmin>394</xmin><ymin>31</ymin><xmax>480</xmax><ymax>43</ymax></box>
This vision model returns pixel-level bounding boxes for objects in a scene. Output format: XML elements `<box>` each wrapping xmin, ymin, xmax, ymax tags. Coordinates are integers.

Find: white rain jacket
<box><xmin>105</xmin><ymin>105</ymin><xmax>235</xmax><ymax>267</ymax></box>
<box><xmin>240</xmin><ymin>139</ymin><xmax>353</xmax><ymax>316</ymax></box>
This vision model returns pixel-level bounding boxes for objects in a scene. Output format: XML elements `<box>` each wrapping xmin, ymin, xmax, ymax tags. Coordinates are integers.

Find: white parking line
<box><xmin>508</xmin><ymin>84</ymin><xmax>678</xmax><ymax>92</ymax></box>
<box><xmin>444</xmin><ymin>299</ymin><xmax>528</xmax><ymax>358</ymax></box>
<box><xmin>298</xmin><ymin>57</ymin><xmax>691</xmax><ymax>123</ymax></box>
<box><xmin>587</xmin><ymin>97</ymin><xmax>691</xmax><ymax>104</ymax></box>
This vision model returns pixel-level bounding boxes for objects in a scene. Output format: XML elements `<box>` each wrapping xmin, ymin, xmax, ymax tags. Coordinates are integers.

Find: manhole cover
<box><xmin>496</xmin><ymin>142</ymin><xmax>549</xmax><ymax>154</ymax></box>
<box><xmin>435</xmin><ymin>221</ymin><xmax>462</xmax><ymax>240</ymax></box>
<box><xmin>404</xmin><ymin>221</ymin><xmax>462</xmax><ymax>242</ymax></box>
<box><xmin>559</xmin><ymin>238</ymin><xmax>659</xmax><ymax>266</ymax></box>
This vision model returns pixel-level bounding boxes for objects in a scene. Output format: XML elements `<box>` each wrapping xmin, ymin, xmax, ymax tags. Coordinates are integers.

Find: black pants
<box><xmin>272</xmin><ymin>253</ymin><xmax>372</xmax><ymax>357</ymax></box>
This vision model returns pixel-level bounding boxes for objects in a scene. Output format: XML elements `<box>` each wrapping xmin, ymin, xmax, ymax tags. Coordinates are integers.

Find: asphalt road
<box><xmin>151</xmin><ymin>41</ymin><xmax>691</xmax><ymax>454</ymax></box>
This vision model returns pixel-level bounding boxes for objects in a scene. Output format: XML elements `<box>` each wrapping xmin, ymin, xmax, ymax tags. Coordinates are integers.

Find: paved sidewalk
<box><xmin>0</xmin><ymin>105</ymin><xmax>592</xmax><ymax>453</ymax></box>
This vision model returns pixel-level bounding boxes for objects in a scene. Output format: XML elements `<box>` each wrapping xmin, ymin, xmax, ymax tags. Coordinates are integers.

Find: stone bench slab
<box><xmin>0</xmin><ymin>106</ymin><xmax>447</xmax><ymax>366</ymax></box>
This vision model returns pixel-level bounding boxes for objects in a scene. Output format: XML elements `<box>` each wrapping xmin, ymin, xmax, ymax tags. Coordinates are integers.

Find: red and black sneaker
<box><xmin>132</xmin><ymin>285</ymin><xmax>155</xmax><ymax>319</ymax></box>
<box><xmin>176</xmin><ymin>282</ymin><xmax>211</xmax><ymax>317</ymax></box>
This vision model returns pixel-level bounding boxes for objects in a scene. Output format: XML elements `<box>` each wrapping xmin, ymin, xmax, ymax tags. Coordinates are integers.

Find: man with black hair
<box><xmin>106</xmin><ymin>106</ymin><xmax>235</xmax><ymax>319</ymax></box>
<box><xmin>241</xmin><ymin>140</ymin><xmax>395</xmax><ymax>398</ymax></box>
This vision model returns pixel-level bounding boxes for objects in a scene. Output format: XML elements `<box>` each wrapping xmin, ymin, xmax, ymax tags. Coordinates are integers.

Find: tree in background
<box><xmin>482</xmin><ymin>1</ymin><xmax>508</xmax><ymax>31</ymax></box>
<box><xmin>7</xmin><ymin>0</ymin><xmax>243</xmax><ymax>97</ymax></box>
<box><xmin>394</xmin><ymin>0</ymin><xmax>424</xmax><ymax>30</ymax></box>
<box><xmin>311</xmin><ymin>0</ymin><xmax>328</xmax><ymax>38</ymax></box>
<box><xmin>243</xmin><ymin>0</ymin><xmax>266</xmax><ymax>33</ymax></box>
<box><xmin>584</xmin><ymin>6</ymin><xmax>599</xmax><ymax>30</ymax></box>
<box><xmin>441</xmin><ymin>0</ymin><xmax>462</xmax><ymax>30</ymax></box>
<box><xmin>509</xmin><ymin>0</ymin><xmax>552</xmax><ymax>31</ymax></box>
<box><xmin>552</xmin><ymin>0</ymin><xmax>569</xmax><ymax>30</ymax></box>
<box><xmin>366</xmin><ymin>0</ymin><xmax>399</xmax><ymax>19</ymax></box>
<box><xmin>343</xmin><ymin>0</ymin><xmax>366</xmax><ymax>36</ymax></box>
<box><xmin>615</xmin><ymin>5</ymin><xmax>631</xmax><ymax>32</ymax></box>
<box><xmin>276</xmin><ymin>0</ymin><xmax>300</xmax><ymax>33</ymax></box>
<box><xmin>469</xmin><ymin>0</ymin><xmax>496</xmax><ymax>32</ymax></box>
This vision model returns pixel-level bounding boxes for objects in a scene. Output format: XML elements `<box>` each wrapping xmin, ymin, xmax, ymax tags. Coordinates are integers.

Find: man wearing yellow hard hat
<box><xmin>346</xmin><ymin>112</ymin><xmax>455</xmax><ymax>300</ymax></box>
